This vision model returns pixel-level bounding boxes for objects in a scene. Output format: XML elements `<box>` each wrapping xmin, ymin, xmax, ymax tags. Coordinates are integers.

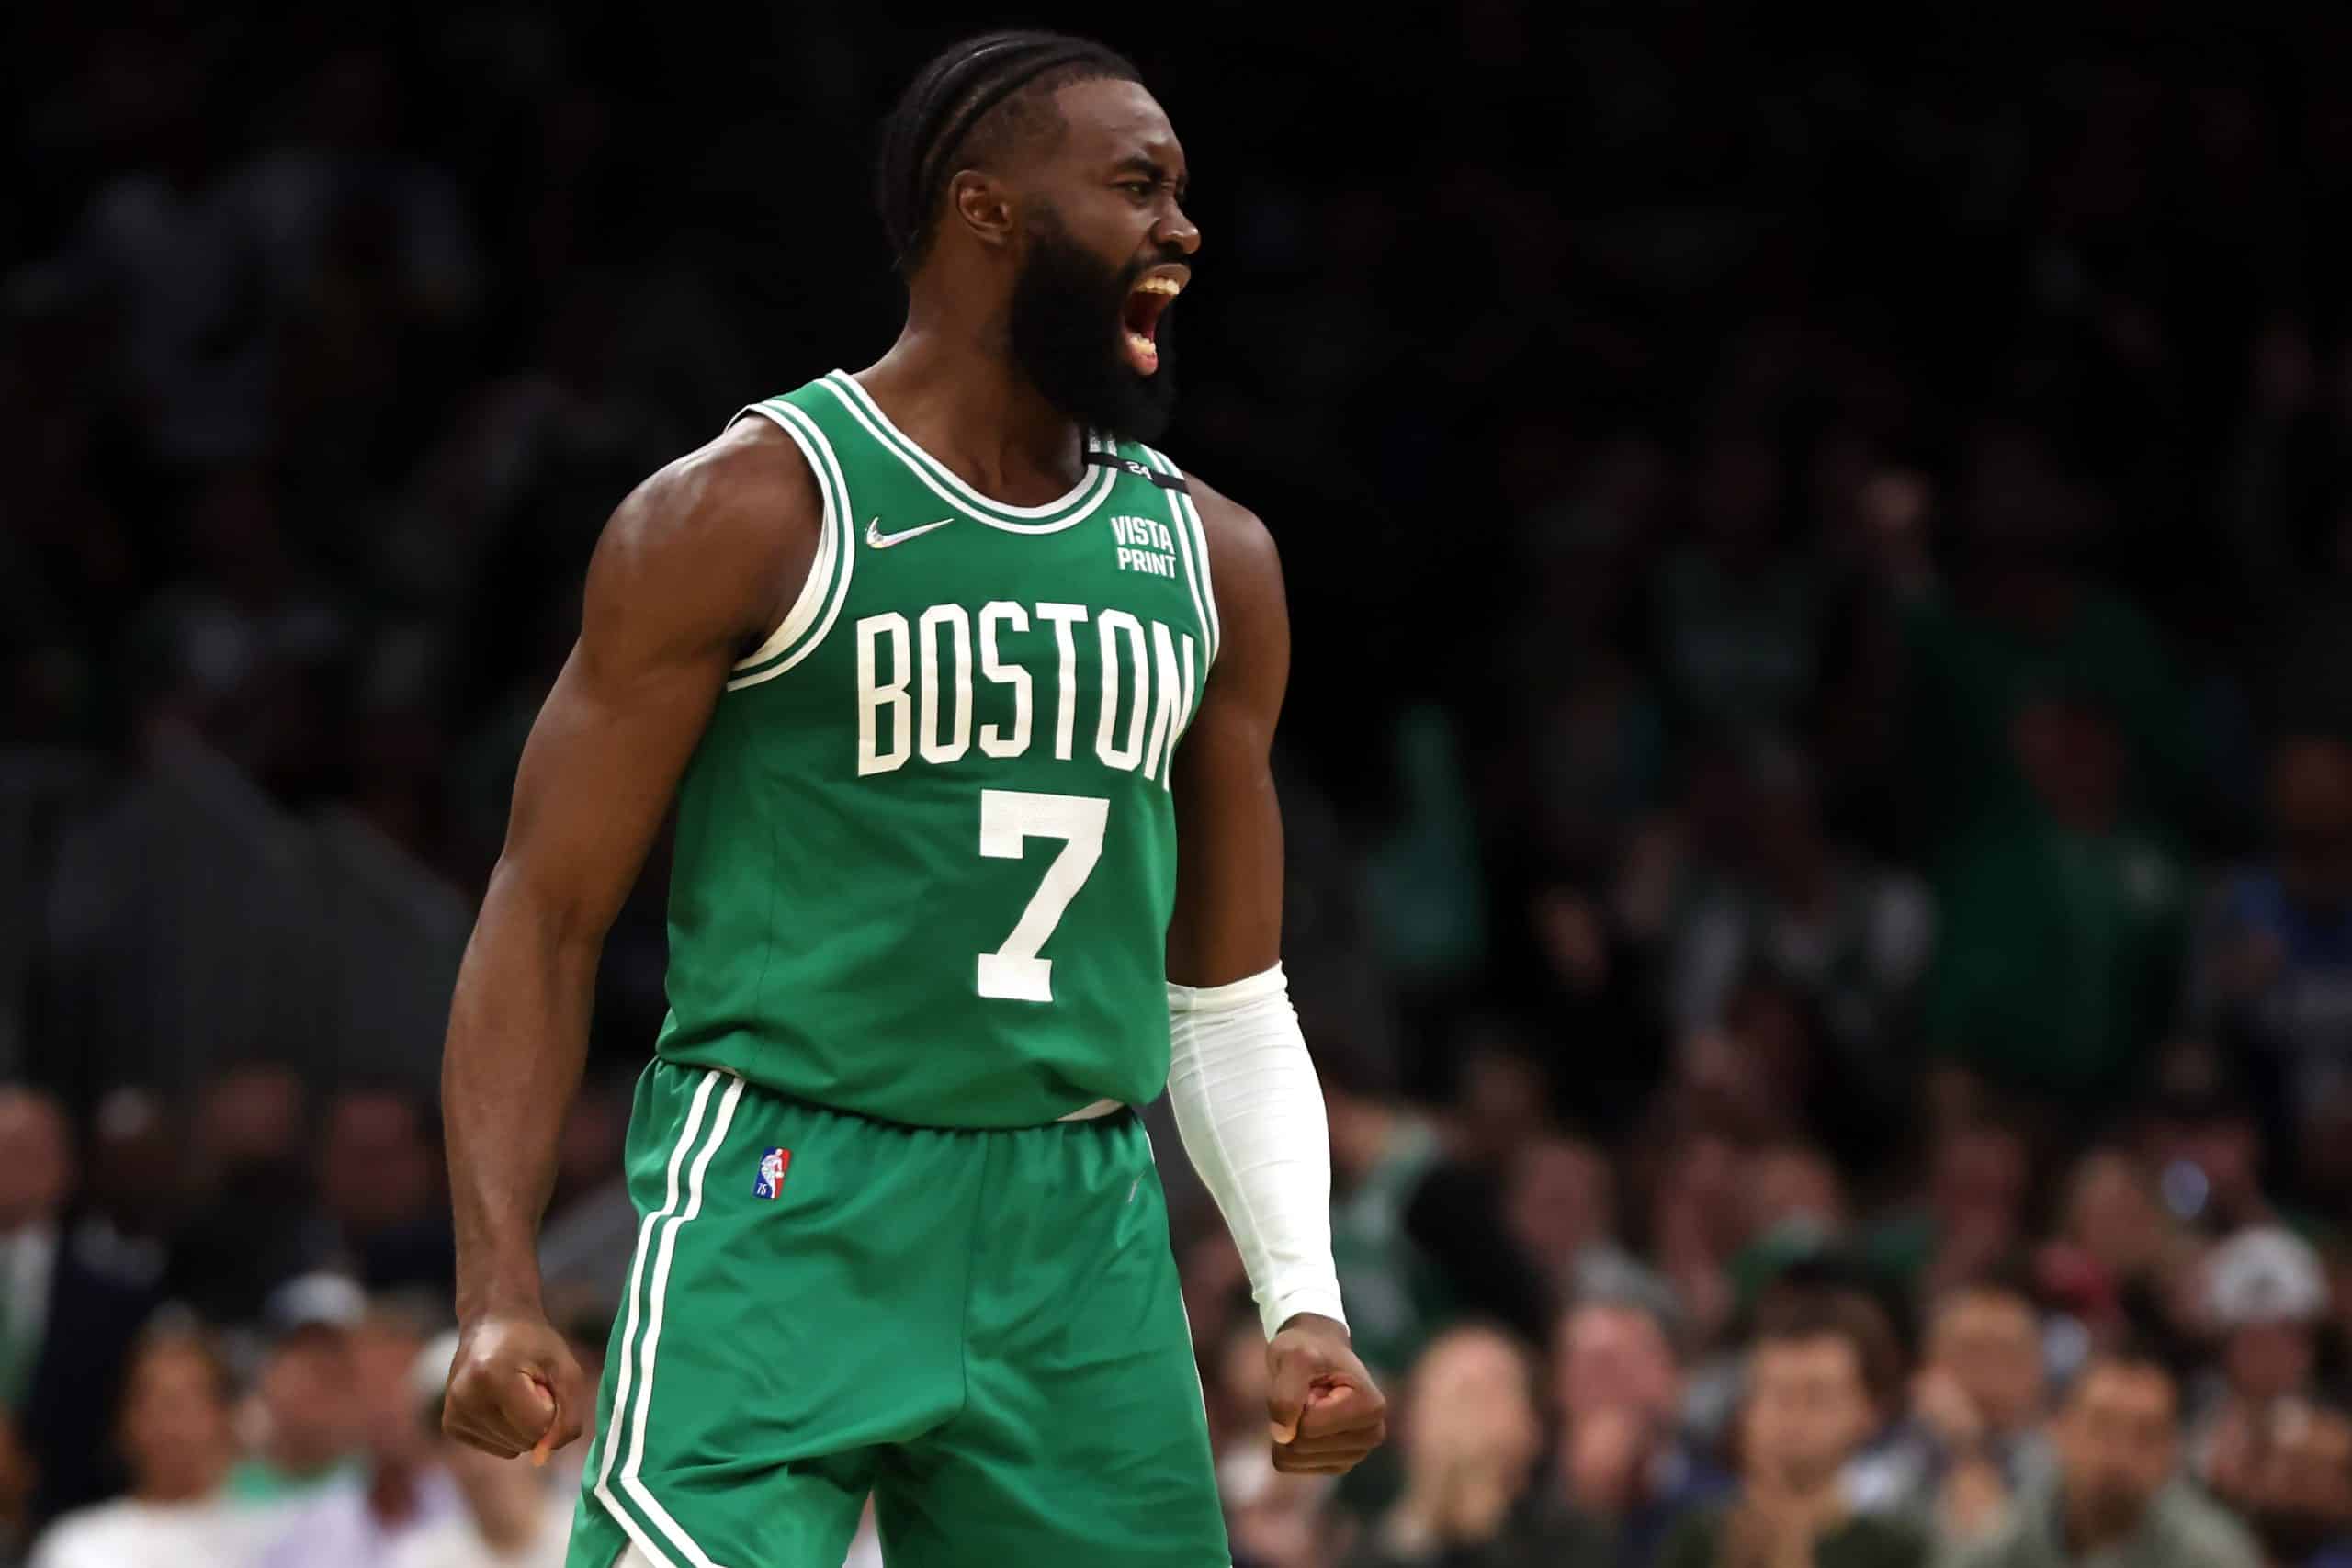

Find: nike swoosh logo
<box><xmin>865</xmin><ymin>516</ymin><xmax>956</xmax><ymax>549</ymax></box>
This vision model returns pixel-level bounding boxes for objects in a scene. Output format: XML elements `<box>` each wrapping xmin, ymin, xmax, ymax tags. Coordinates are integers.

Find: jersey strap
<box><xmin>1139</xmin><ymin>446</ymin><xmax>1220</xmax><ymax>667</ymax></box>
<box><xmin>722</xmin><ymin>399</ymin><xmax>858</xmax><ymax>691</ymax></box>
<box><xmin>1084</xmin><ymin>448</ymin><xmax>1191</xmax><ymax>492</ymax></box>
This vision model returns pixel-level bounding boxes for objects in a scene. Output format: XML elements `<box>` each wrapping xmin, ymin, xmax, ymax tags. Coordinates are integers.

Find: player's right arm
<box><xmin>439</xmin><ymin>416</ymin><xmax>818</xmax><ymax>1461</ymax></box>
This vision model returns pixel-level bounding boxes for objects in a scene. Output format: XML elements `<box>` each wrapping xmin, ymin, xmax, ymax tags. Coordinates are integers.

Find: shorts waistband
<box><xmin>662</xmin><ymin>1064</ymin><xmax>1134</xmax><ymax>1132</ymax></box>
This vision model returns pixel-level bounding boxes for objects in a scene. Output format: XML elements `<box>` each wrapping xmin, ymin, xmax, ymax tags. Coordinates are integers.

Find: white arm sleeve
<box><xmin>1166</xmin><ymin>963</ymin><xmax>1347</xmax><ymax>1340</ymax></box>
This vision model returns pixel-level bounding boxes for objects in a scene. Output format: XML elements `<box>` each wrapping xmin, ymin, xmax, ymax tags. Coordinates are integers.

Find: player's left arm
<box><xmin>1167</xmin><ymin>474</ymin><xmax>1386</xmax><ymax>1476</ymax></box>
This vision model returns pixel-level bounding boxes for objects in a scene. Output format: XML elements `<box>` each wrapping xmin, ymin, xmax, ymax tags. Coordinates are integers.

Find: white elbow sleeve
<box><xmin>1166</xmin><ymin>963</ymin><xmax>1346</xmax><ymax>1340</ymax></box>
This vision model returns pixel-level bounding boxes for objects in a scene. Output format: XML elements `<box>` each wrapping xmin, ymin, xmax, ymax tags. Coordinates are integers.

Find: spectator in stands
<box><xmin>1952</xmin><ymin>1345</ymin><xmax>2259</xmax><ymax>1568</ymax></box>
<box><xmin>1863</xmin><ymin>1122</ymin><xmax>2032</xmax><ymax>1304</ymax></box>
<box><xmin>2038</xmin><ymin>1150</ymin><xmax>2183</xmax><ymax>1332</ymax></box>
<box><xmin>1643</xmin><ymin>1126</ymin><xmax>1750</xmax><ymax>1349</ymax></box>
<box><xmin>1893</xmin><ymin>420</ymin><xmax>2196</xmax><ymax>850</ymax></box>
<box><xmin>1356</xmin><ymin>705</ymin><xmax>1491</xmax><ymax>997</ymax></box>
<box><xmin>28</xmin><ymin>1325</ymin><xmax>280</xmax><ymax>1568</ymax></box>
<box><xmin>173</xmin><ymin>1063</ymin><xmax>315</xmax><ymax>1324</ymax></box>
<box><xmin>2208</xmin><ymin>1397</ymin><xmax>2352</xmax><ymax>1568</ymax></box>
<box><xmin>242</xmin><ymin>44</ymin><xmax>482</xmax><ymax>491</ymax></box>
<box><xmin>0</xmin><ymin>1087</ymin><xmax>156</xmax><ymax>1525</ymax></box>
<box><xmin>2262</xmin><ymin>1401</ymin><xmax>2352</xmax><ymax>1568</ymax></box>
<box><xmin>1506</xmin><ymin>1135</ymin><xmax>1652</xmax><ymax>1309</ymax></box>
<box><xmin>1544</xmin><ymin>1296</ymin><xmax>1730</xmax><ymax>1568</ymax></box>
<box><xmin>1509</xmin><ymin>528</ymin><xmax>1668</xmax><ymax>886</ymax></box>
<box><xmin>1518</xmin><ymin>871</ymin><xmax>1666</xmax><ymax>1127</ymax></box>
<box><xmin>225</xmin><ymin>1272</ymin><xmax>366</xmax><ymax>1502</ymax></box>
<box><xmin>2194</xmin><ymin>733</ymin><xmax>2352</xmax><ymax>1168</ymax></box>
<box><xmin>1922</xmin><ymin>684</ymin><xmax>2188</xmax><ymax>1107</ymax></box>
<box><xmin>1849</xmin><ymin>1275</ymin><xmax>2052</xmax><ymax>1540</ymax></box>
<box><xmin>59</xmin><ymin>49</ymin><xmax>277</xmax><ymax>465</ymax></box>
<box><xmin>1353</xmin><ymin>1020</ymin><xmax>1558</xmax><ymax>1354</ymax></box>
<box><xmin>1702</xmin><ymin>1156</ymin><xmax>1879</xmax><ymax>1423</ymax></box>
<box><xmin>1665</xmin><ymin>739</ymin><xmax>1934</xmax><ymax>1113</ymax></box>
<box><xmin>386</xmin><ymin>1334</ymin><xmax>568</xmax><ymax>1568</ymax></box>
<box><xmin>1461</xmin><ymin>1020</ymin><xmax>1566</xmax><ymax>1159</ymax></box>
<box><xmin>1652</xmin><ymin>426</ymin><xmax>1817</xmax><ymax>741</ymax></box>
<box><xmin>1715</xmin><ymin>1256</ymin><xmax>1914</xmax><ymax>1496</ymax></box>
<box><xmin>2191</xmin><ymin>1228</ymin><xmax>2333</xmax><ymax>1487</ymax></box>
<box><xmin>1738</xmin><ymin>1144</ymin><xmax>1851</xmax><ymax>1266</ymax></box>
<box><xmin>1346</xmin><ymin>1324</ymin><xmax>1608</xmax><ymax>1568</ymax></box>
<box><xmin>1657</xmin><ymin>1296</ymin><xmax>1928</xmax><ymax>1568</ymax></box>
<box><xmin>75</xmin><ymin>1089</ymin><xmax>171</xmax><ymax>1292</ymax></box>
<box><xmin>308</xmin><ymin>1086</ymin><xmax>455</xmax><ymax>1295</ymax></box>
<box><xmin>258</xmin><ymin>1299</ymin><xmax>458</xmax><ymax>1567</ymax></box>
<box><xmin>2134</xmin><ymin>1044</ymin><xmax>2276</xmax><ymax>1238</ymax></box>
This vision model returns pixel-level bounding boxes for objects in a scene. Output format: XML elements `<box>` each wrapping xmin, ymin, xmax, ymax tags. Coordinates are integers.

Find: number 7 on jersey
<box><xmin>977</xmin><ymin>788</ymin><xmax>1110</xmax><ymax>1001</ymax></box>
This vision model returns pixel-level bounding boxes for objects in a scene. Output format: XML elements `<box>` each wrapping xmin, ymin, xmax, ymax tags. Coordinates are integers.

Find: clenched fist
<box><xmin>1265</xmin><ymin>1313</ymin><xmax>1386</xmax><ymax>1475</ymax></box>
<box><xmin>443</xmin><ymin>1312</ymin><xmax>591</xmax><ymax>1464</ymax></box>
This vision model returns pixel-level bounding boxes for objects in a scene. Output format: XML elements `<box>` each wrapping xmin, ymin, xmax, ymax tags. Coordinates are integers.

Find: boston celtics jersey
<box><xmin>652</xmin><ymin>370</ymin><xmax>1221</xmax><ymax>1128</ymax></box>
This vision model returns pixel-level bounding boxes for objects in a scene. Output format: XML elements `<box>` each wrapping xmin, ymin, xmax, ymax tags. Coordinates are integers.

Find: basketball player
<box><xmin>438</xmin><ymin>29</ymin><xmax>1385</xmax><ymax>1568</ymax></box>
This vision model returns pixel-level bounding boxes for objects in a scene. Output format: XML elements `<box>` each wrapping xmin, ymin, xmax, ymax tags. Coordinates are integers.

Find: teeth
<box><xmin>1135</xmin><ymin>276</ymin><xmax>1183</xmax><ymax>295</ymax></box>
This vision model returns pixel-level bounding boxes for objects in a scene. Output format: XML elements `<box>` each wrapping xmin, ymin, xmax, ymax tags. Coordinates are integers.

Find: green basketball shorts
<box><xmin>565</xmin><ymin>1060</ymin><xmax>1230</xmax><ymax>1568</ymax></box>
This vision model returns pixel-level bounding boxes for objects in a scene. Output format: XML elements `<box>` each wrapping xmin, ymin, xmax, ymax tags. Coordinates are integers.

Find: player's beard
<box><xmin>1007</xmin><ymin>202</ymin><xmax>1180</xmax><ymax>445</ymax></box>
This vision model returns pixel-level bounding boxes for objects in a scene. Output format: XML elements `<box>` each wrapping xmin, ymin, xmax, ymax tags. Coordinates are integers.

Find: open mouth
<box><xmin>1121</xmin><ymin>270</ymin><xmax>1185</xmax><ymax>376</ymax></box>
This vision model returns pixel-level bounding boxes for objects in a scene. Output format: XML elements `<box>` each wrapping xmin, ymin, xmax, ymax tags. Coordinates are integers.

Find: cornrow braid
<box><xmin>875</xmin><ymin>29</ymin><xmax>1141</xmax><ymax>276</ymax></box>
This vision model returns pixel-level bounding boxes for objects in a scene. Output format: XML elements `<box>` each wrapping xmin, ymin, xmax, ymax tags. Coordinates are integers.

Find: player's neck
<box><xmin>854</xmin><ymin>318</ymin><xmax>1088</xmax><ymax>508</ymax></box>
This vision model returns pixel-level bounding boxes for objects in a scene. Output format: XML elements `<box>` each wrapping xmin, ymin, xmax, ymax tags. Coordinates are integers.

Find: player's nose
<box><xmin>1157</xmin><ymin>203</ymin><xmax>1201</xmax><ymax>257</ymax></box>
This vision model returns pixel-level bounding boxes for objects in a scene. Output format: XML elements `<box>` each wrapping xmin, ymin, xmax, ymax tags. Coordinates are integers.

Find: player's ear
<box><xmin>948</xmin><ymin>170</ymin><xmax>1017</xmax><ymax>253</ymax></box>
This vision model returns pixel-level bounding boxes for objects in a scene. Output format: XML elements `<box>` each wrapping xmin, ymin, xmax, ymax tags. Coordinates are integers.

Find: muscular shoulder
<box><xmin>601</xmin><ymin>416</ymin><xmax>817</xmax><ymax>595</ymax></box>
<box><xmin>1165</xmin><ymin>466</ymin><xmax>1287</xmax><ymax>713</ymax></box>
<box><xmin>1176</xmin><ymin>465</ymin><xmax>1288</xmax><ymax>667</ymax></box>
<box><xmin>1176</xmin><ymin>469</ymin><xmax>1282</xmax><ymax>607</ymax></box>
<box><xmin>585</xmin><ymin>416</ymin><xmax>821</xmax><ymax>665</ymax></box>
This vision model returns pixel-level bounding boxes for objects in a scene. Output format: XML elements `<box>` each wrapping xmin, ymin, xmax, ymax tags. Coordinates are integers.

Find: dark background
<box><xmin>5</xmin><ymin>3</ymin><xmax>2352</xmax><ymax>1566</ymax></box>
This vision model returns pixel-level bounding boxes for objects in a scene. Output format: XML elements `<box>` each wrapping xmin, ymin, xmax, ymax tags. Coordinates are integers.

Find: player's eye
<box><xmin>1120</xmin><ymin>180</ymin><xmax>1156</xmax><ymax>199</ymax></box>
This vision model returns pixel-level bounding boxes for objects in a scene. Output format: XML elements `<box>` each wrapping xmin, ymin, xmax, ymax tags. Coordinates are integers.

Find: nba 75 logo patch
<box><xmin>752</xmin><ymin>1147</ymin><xmax>791</xmax><ymax>1201</ymax></box>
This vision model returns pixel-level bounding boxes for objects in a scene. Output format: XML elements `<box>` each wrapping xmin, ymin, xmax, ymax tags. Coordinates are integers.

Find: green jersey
<box><xmin>652</xmin><ymin>371</ymin><xmax>1221</xmax><ymax>1128</ymax></box>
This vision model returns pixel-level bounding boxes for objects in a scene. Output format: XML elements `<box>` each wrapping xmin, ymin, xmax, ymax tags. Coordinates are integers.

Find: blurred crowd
<box><xmin>8</xmin><ymin>2</ymin><xmax>2352</xmax><ymax>1567</ymax></box>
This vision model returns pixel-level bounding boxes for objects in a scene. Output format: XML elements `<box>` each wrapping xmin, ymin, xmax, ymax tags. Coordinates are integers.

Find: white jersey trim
<box><xmin>594</xmin><ymin>1069</ymin><xmax>737</xmax><ymax>1568</ymax></box>
<box><xmin>724</xmin><ymin>400</ymin><xmax>856</xmax><ymax>693</ymax></box>
<box><xmin>604</xmin><ymin>1069</ymin><xmax>746</xmax><ymax>1568</ymax></box>
<box><xmin>819</xmin><ymin>371</ymin><xmax>1116</xmax><ymax>533</ymax></box>
<box><xmin>727</xmin><ymin>403</ymin><xmax>836</xmax><ymax>671</ymax></box>
<box><xmin>1141</xmin><ymin>447</ymin><xmax>1220</xmax><ymax>667</ymax></box>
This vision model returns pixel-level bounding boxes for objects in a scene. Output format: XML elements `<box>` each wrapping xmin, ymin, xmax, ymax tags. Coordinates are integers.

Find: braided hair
<box><xmin>874</xmin><ymin>30</ymin><xmax>1142</xmax><ymax>276</ymax></box>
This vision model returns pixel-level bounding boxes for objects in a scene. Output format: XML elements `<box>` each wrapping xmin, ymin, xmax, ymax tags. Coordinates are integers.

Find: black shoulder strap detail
<box><xmin>1084</xmin><ymin>448</ymin><xmax>1190</xmax><ymax>493</ymax></box>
